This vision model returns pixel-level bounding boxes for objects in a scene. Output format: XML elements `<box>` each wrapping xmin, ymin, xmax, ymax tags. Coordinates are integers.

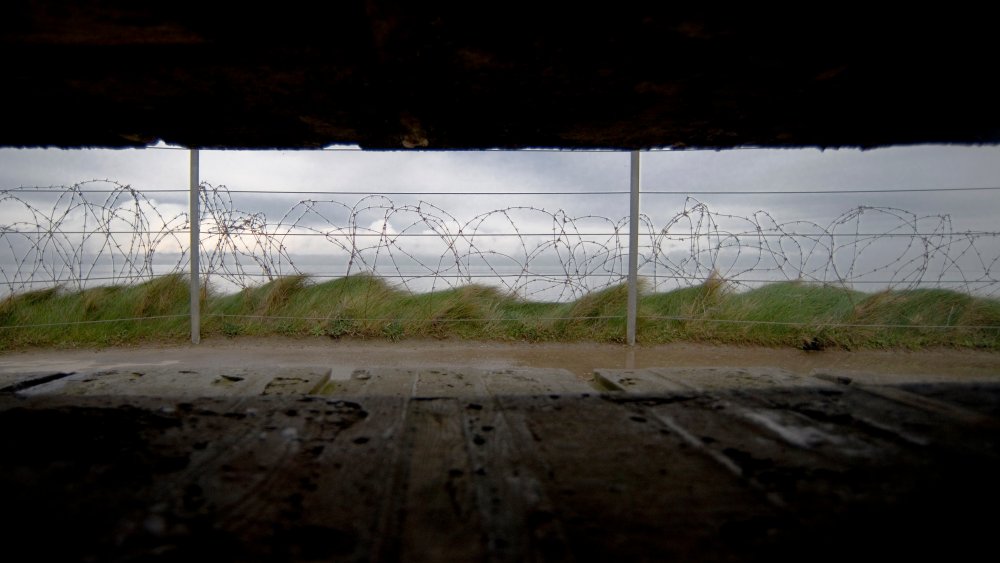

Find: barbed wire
<box><xmin>207</xmin><ymin>313</ymin><xmax>624</xmax><ymax>322</ymax></box>
<box><xmin>0</xmin><ymin>314</ymin><xmax>189</xmax><ymax>330</ymax></box>
<box><xmin>646</xmin><ymin>198</ymin><xmax>1000</xmax><ymax>296</ymax></box>
<box><xmin>2</xmin><ymin>181</ymin><xmax>998</xmax><ymax>300</ymax></box>
<box><xmin>208</xmin><ymin>313</ymin><xmax>1000</xmax><ymax>330</ymax></box>
<box><xmin>637</xmin><ymin>315</ymin><xmax>1000</xmax><ymax>330</ymax></box>
<box><xmin>11</xmin><ymin>185</ymin><xmax>999</xmax><ymax>195</ymax></box>
<box><xmin>0</xmin><ymin>181</ymin><xmax>188</xmax><ymax>294</ymax></box>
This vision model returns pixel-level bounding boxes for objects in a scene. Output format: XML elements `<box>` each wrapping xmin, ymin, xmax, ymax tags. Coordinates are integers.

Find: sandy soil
<box><xmin>1</xmin><ymin>336</ymin><xmax>998</xmax><ymax>384</ymax></box>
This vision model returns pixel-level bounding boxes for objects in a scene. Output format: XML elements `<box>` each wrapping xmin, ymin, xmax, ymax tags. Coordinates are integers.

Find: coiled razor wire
<box><xmin>0</xmin><ymin>181</ymin><xmax>188</xmax><ymax>293</ymax></box>
<box><xmin>1</xmin><ymin>181</ymin><xmax>998</xmax><ymax>300</ymax></box>
<box><xmin>646</xmin><ymin>198</ymin><xmax>1000</xmax><ymax>296</ymax></box>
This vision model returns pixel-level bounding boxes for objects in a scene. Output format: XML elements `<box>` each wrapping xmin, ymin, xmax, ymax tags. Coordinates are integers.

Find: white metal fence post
<box><xmin>627</xmin><ymin>150</ymin><xmax>640</xmax><ymax>345</ymax></box>
<box><xmin>189</xmin><ymin>149</ymin><xmax>201</xmax><ymax>344</ymax></box>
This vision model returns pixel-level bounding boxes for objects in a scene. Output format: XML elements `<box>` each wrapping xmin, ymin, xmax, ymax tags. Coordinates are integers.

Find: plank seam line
<box><xmin>640</xmin><ymin>406</ymin><xmax>788</xmax><ymax>510</ymax></box>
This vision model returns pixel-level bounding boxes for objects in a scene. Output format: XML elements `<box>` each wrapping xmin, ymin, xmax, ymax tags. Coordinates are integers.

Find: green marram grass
<box><xmin>0</xmin><ymin>274</ymin><xmax>193</xmax><ymax>348</ymax></box>
<box><xmin>1</xmin><ymin>273</ymin><xmax>998</xmax><ymax>350</ymax></box>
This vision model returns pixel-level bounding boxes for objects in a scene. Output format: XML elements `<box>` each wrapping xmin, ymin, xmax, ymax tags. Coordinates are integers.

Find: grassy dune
<box><xmin>2</xmin><ymin>273</ymin><xmax>998</xmax><ymax>350</ymax></box>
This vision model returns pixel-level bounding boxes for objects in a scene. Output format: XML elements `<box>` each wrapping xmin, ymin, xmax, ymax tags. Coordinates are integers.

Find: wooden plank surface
<box><xmin>593</xmin><ymin>368</ymin><xmax>690</xmax><ymax>393</ymax></box>
<box><xmin>490</xmin><ymin>392</ymin><xmax>785</xmax><ymax>561</ymax></box>
<box><xmin>2</xmin><ymin>368</ymin><xmax>998</xmax><ymax>562</ymax></box>
<box><xmin>14</xmin><ymin>366</ymin><xmax>332</xmax><ymax>397</ymax></box>
<box><xmin>478</xmin><ymin>367</ymin><xmax>593</xmax><ymax>396</ymax></box>
<box><xmin>399</xmin><ymin>398</ymin><xmax>485</xmax><ymax>562</ymax></box>
<box><xmin>649</xmin><ymin>366</ymin><xmax>817</xmax><ymax>390</ymax></box>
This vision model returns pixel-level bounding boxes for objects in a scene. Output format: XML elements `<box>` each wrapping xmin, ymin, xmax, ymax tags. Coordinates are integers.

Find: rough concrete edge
<box><xmin>0</xmin><ymin>371</ymin><xmax>77</xmax><ymax>393</ymax></box>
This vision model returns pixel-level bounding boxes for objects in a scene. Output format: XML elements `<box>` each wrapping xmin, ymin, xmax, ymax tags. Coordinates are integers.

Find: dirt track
<box><xmin>2</xmin><ymin>337</ymin><xmax>997</xmax><ymax>385</ymax></box>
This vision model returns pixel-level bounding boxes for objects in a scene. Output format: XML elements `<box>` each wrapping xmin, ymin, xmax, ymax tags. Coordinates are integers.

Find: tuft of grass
<box><xmin>490</xmin><ymin>300</ymin><xmax>562</xmax><ymax>342</ymax></box>
<box><xmin>555</xmin><ymin>282</ymin><xmax>631</xmax><ymax>342</ymax></box>
<box><xmin>842</xmin><ymin>289</ymin><xmax>1000</xmax><ymax>348</ymax></box>
<box><xmin>1</xmin><ymin>274</ymin><xmax>998</xmax><ymax>350</ymax></box>
<box><xmin>699</xmin><ymin>281</ymin><xmax>863</xmax><ymax>347</ymax></box>
<box><xmin>0</xmin><ymin>274</ymin><xmax>192</xmax><ymax>349</ymax></box>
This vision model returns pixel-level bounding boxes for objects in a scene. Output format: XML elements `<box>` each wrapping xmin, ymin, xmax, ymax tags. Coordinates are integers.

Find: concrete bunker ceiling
<box><xmin>2</xmin><ymin>2</ymin><xmax>997</xmax><ymax>150</ymax></box>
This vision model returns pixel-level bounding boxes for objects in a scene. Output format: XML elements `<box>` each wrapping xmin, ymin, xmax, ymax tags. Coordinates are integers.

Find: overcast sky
<box><xmin>2</xmin><ymin>143</ymin><xmax>998</xmax><ymax>219</ymax></box>
<box><xmin>1</xmin><ymin>144</ymin><xmax>998</xmax><ymax>297</ymax></box>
